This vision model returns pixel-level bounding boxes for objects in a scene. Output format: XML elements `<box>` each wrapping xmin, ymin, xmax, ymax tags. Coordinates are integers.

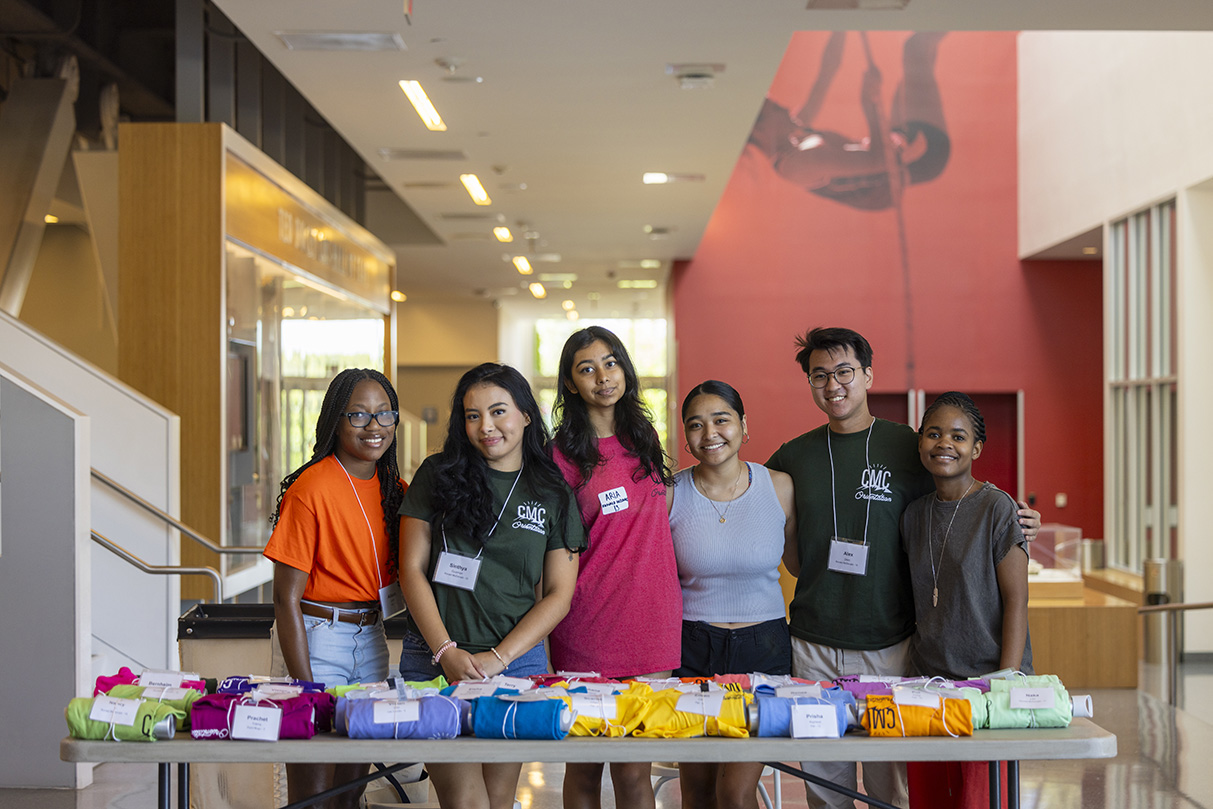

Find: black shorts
<box><xmin>673</xmin><ymin>617</ymin><xmax>792</xmax><ymax>678</ymax></box>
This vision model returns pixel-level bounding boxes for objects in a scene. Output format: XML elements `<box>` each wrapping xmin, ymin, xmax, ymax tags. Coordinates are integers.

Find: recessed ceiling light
<box><xmin>566</xmin><ymin>309</ymin><xmax>579</xmax><ymax>321</ymax></box>
<box><xmin>618</xmin><ymin>280</ymin><xmax>659</xmax><ymax>289</ymax></box>
<box><xmin>643</xmin><ymin>172</ymin><xmax>705</xmax><ymax>184</ymax></box>
<box><xmin>513</xmin><ymin>256</ymin><xmax>533</xmax><ymax>275</ymax></box>
<box><xmin>561</xmin><ymin>300</ymin><xmax>576</xmax><ymax>311</ymax></box>
<box><xmin>529</xmin><ymin>282</ymin><xmax>547</xmax><ymax>299</ymax></box>
<box><xmin>1082</xmin><ymin>246</ymin><xmax>1099</xmax><ymax>255</ymax></box>
<box><xmin>44</xmin><ymin>214</ymin><xmax>59</xmax><ymax>224</ymax></box>
<box><xmin>538</xmin><ymin>273</ymin><xmax>578</xmax><ymax>283</ymax></box>
<box><xmin>460</xmin><ymin>173</ymin><xmax>492</xmax><ymax>205</ymax></box>
<box><xmin>276</xmin><ymin>31</ymin><xmax>406</xmax><ymax>51</ymax></box>
<box><xmin>494</xmin><ymin>227</ymin><xmax>513</xmax><ymax>243</ymax></box>
<box><xmin>390</xmin><ymin>291</ymin><xmax>407</xmax><ymax>303</ymax></box>
<box><xmin>399</xmin><ymin>81</ymin><xmax>447</xmax><ymax>131</ymax></box>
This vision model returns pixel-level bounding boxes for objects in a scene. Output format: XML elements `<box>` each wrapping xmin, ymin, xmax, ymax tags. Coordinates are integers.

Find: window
<box><xmin>533</xmin><ymin>318</ymin><xmax>670</xmax><ymax>452</ymax></box>
<box><xmin>1107</xmin><ymin>201</ymin><xmax>1178</xmax><ymax>572</ymax></box>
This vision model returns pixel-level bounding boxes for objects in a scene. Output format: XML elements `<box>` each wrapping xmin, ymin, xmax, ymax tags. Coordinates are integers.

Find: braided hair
<box><xmin>431</xmin><ymin>363</ymin><xmax>576</xmax><ymax>551</ymax></box>
<box><xmin>919</xmin><ymin>391</ymin><xmax>986</xmax><ymax>444</ymax></box>
<box><xmin>272</xmin><ymin>368</ymin><xmax>407</xmax><ymax>567</ymax></box>
<box><xmin>553</xmin><ymin>325</ymin><xmax>673</xmax><ymax>489</ymax></box>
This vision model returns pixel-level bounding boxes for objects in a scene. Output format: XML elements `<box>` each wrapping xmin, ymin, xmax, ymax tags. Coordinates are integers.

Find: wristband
<box><xmin>432</xmin><ymin>639</ymin><xmax>457</xmax><ymax>665</ymax></box>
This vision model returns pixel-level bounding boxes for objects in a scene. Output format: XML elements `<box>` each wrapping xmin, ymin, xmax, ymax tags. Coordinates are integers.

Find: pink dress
<box><xmin>549</xmin><ymin>436</ymin><xmax>683</xmax><ymax>677</ymax></box>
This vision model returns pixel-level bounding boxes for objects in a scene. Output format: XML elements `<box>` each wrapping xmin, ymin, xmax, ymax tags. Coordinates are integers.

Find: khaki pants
<box><xmin>790</xmin><ymin>635</ymin><xmax>911</xmax><ymax>809</ymax></box>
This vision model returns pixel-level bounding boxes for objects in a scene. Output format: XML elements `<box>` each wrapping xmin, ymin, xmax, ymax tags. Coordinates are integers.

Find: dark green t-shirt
<box><xmin>767</xmin><ymin>419</ymin><xmax>934</xmax><ymax>650</ymax></box>
<box><xmin>399</xmin><ymin>455</ymin><xmax>586</xmax><ymax>652</ymax></box>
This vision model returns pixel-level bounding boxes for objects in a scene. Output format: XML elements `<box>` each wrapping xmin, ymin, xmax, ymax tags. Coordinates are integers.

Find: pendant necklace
<box><xmin>693</xmin><ymin>462</ymin><xmax>751</xmax><ymax>523</ymax></box>
<box><xmin>928</xmin><ymin>479</ymin><xmax>977</xmax><ymax>607</ymax></box>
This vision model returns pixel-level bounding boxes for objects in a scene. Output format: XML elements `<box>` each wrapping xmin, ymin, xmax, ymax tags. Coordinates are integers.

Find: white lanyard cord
<box><xmin>827</xmin><ymin>419</ymin><xmax>875</xmax><ymax>546</ymax></box>
<box><xmin>442</xmin><ymin>462</ymin><xmax>524</xmax><ymax>559</ymax></box>
<box><xmin>335</xmin><ymin>457</ymin><xmax>384</xmax><ymax>590</ymax></box>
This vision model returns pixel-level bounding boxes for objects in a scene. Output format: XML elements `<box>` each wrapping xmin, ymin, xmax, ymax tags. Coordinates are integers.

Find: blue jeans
<box><xmin>398</xmin><ymin>631</ymin><xmax>548</xmax><ymax>681</ymax></box>
<box><xmin>270</xmin><ymin>613</ymin><xmax>389</xmax><ymax>688</ymax></box>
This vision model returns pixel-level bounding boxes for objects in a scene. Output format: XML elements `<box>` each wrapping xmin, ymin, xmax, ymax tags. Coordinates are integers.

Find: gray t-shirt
<box><xmin>901</xmin><ymin>482</ymin><xmax>1033</xmax><ymax>679</ymax></box>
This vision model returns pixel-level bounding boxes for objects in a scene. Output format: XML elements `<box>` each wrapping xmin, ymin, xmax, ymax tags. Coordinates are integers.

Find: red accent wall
<box><xmin>672</xmin><ymin>32</ymin><xmax>1104</xmax><ymax>536</ymax></box>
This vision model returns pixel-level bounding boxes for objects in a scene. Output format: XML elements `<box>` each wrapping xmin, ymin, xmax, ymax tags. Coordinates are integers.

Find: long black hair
<box><xmin>272</xmin><ymin>368</ymin><xmax>407</xmax><ymax>565</ymax></box>
<box><xmin>432</xmin><ymin>363</ymin><xmax>575</xmax><ymax>550</ymax></box>
<box><xmin>552</xmin><ymin>325</ymin><xmax>672</xmax><ymax>489</ymax></box>
<box><xmin>919</xmin><ymin>391</ymin><xmax>987</xmax><ymax>443</ymax></box>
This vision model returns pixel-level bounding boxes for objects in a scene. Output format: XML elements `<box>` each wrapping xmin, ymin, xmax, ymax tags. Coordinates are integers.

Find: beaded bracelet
<box><xmin>490</xmin><ymin>647</ymin><xmax>506</xmax><ymax>666</ymax></box>
<box><xmin>432</xmin><ymin>639</ymin><xmax>457</xmax><ymax>665</ymax></box>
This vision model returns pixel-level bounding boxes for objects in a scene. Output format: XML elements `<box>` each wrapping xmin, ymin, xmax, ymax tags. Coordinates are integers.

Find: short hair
<box><xmin>794</xmin><ymin>327</ymin><xmax>874</xmax><ymax>376</ymax></box>
<box><xmin>919</xmin><ymin>391</ymin><xmax>986</xmax><ymax>444</ymax></box>
<box><xmin>681</xmin><ymin>380</ymin><xmax>746</xmax><ymax>421</ymax></box>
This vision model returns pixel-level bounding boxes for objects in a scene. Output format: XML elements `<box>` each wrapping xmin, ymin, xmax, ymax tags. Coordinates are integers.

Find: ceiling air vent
<box><xmin>666</xmin><ymin>63</ymin><xmax>725</xmax><ymax>91</ymax></box>
<box><xmin>379</xmin><ymin>148</ymin><xmax>467</xmax><ymax>161</ymax></box>
<box><xmin>275</xmin><ymin>32</ymin><xmax>406</xmax><ymax>51</ymax></box>
<box><xmin>438</xmin><ymin>212</ymin><xmax>496</xmax><ymax>221</ymax></box>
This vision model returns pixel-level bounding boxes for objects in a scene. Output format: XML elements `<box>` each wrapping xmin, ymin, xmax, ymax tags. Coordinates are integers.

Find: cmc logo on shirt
<box><xmin>513</xmin><ymin>500</ymin><xmax>547</xmax><ymax>534</ymax></box>
<box><xmin>855</xmin><ymin>465</ymin><xmax>894</xmax><ymax>503</ymax></box>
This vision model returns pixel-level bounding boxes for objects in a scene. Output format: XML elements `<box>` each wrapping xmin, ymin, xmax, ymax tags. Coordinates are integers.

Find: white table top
<box><xmin>62</xmin><ymin>719</ymin><xmax>1116</xmax><ymax>765</ymax></box>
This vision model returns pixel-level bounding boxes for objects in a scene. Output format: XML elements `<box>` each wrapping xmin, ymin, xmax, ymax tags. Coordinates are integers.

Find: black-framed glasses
<box><xmin>342</xmin><ymin>410</ymin><xmax>399</xmax><ymax>428</ymax></box>
<box><xmin>808</xmin><ymin>367</ymin><xmax>859</xmax><ymax>388</ymax></box>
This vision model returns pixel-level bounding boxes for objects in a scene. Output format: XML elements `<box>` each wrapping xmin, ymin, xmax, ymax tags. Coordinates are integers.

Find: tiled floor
<box><xmin>6</xmin><ymin>661</ymin><xmax>1213</xmax><ymax>809</ymax></box>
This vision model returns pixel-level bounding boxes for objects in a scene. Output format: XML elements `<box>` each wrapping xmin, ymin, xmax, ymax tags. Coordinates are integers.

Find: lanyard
<box><xmin>441</xmin><ymin>462</ymin><xmax>524</xmax><ymax>558</ymax></box>
<box><xmin>826</xmin><ymin>418</ymin><xmax>875</xmax><ymax>547</ymax></box>
<box><xmin>335</xmin><ymin>457</ymin><xmax>385</xmax><ymax>589</ymax></box>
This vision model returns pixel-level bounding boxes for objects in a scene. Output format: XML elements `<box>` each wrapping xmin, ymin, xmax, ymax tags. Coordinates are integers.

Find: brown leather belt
<box><xmin>301</xmin><ymin>602</ymin><xmax>380</xmax><ymax>626</ymax></box>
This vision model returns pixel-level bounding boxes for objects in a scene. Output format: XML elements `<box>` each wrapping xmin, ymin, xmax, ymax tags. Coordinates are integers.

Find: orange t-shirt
<box><xmin>264</xmin><ymin>454</ymin><xmax>405</xmax><ymax>602</ymax></box>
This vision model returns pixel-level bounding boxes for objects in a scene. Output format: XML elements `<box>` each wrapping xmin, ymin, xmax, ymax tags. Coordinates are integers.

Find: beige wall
<box><xmin>19</xmin><ymin>225</ymin><xmax>118</xmax><ymax>374</ymax></box>
<box><xmin>1019</xmin><ymin>32</ymin><xmax>1213</xmax><ymax>651</ymax></box>
<box><xmin>1018</xmin><ymin>31</ymin><xmax>1213</xmax><ymax>256</ymax></box>
<box><xmin>397</xmin><ymin>298</ymin><xmax>500</xmax><ymax>460</ymax></box>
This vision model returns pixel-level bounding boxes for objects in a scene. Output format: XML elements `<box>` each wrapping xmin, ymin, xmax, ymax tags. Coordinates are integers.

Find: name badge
<box><xmin>791</xmin><ymin>704</ymin><xmax>840</xmax><ymax>738</ymax></box>
<box><xmin>231</xmin><ymin>703</ymin><xmax>282</xmax><ymax>741</ymax></box>
<box><xmin>90</xmin><ymin>696</ymin><xmax>140</xmax><ymax>726</ymax></box>
<box><xmin>598</xmin><ymin>486</ymin><xmax>629</xmax><ymax>515</ymax></box>
<box><xmin>433</xmin><ymin>550</ymin><xmax>481</xmax><ymax>590</ymax></box>
<box><xmin>373</xmin><ymin>700</ymin><xmax>420</xmax><ymax>724</ymax></box>
<box><xmin>1009</xmin><ymin>687</ymin><xmax>1056</xmax><ymax>710</ymax></box>
<box><xmin>827</xmin><ymin>537</ymin><xmax>869</xmax><ymax>575</ymax></box>
<box><xmin>379</xmin><ymin>580</ymin><xmax>406</xmax><ymax>619</ymax></box>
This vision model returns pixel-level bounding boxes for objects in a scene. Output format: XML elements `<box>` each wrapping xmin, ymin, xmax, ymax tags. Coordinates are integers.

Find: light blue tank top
<box><xmin>669</xmin><ymin>462</ymin><xmax>787</xmax><ymax>623</ymax></box>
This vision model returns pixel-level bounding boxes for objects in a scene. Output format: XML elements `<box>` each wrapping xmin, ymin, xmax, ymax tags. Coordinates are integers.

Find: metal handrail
<box><xmin>91</xmin><ymin>529</ymin><xmax>223</xmax><ymax>603</ymax></box>
<box><xmin>1136</xmin><ymin>600</ymin><xmax>1213</xmax><ymax>706</ymax></box>
<box><xmin>91</xmin><ymin>468</ymin><xmax>263</xmax><ymax>555</ymax></box>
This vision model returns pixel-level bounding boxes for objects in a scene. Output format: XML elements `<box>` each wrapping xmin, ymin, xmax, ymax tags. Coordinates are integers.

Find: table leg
<box><xmin>988</xmin><ymin>761</ymin><xmax>1001</xmax><ymax>809</ymax></box>
<box><xmin>1007</xmin><ymin>760</ymin><xmax>1020</xmax><ymax>809</ymax></box>
<box><xmin>281</xmin><ymin>761</ymin><xmax>414</xmax><ymax>809</ymax></box>
<box><xmin>178</xmin><ymin>762</ymin><xmax>189</xmax><ymax>809</ymax></box>
<box><xmin>763</xmin><ymin>761</ymin><xmax>901</xmax><ymax>809</ymax></box>
<box><xmin>158</xmin><ymin>762</ymin><xmax>171</xmax><ymax>809</ymax></box>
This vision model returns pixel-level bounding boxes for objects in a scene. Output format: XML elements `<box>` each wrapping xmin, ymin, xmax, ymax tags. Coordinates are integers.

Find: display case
<box><xmin>1027</xmin><ymin>522</ymin><xmax>1084</xmax><ymax>600</ymax></box>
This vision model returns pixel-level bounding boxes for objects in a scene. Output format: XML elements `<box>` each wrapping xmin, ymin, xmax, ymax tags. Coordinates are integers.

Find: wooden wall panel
<box><xmin>119</xmin><ymin>123</ymin><xmax>225</xmax><ymax>599</ymax></box>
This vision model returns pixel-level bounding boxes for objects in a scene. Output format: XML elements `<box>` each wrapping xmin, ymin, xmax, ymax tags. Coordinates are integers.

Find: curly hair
<box><xmin>272</xmin><ymin>368</ymin><xmax>406</xmax><ymax>567</ymax></box>
<box><xmin>430</xmin><ymin>363</ymin><xmax>575</xmax><ymax>550</ymax></box>
<box><xmin>552</xmin><ymin>325</ymin><xmax>672</xmax><ymax>489</ymax></box>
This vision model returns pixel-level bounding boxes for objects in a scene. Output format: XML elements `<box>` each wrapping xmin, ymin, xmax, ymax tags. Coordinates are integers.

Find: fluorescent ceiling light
<box><xmin>460</xmin><ymin>173</ymin><xmax>492</xmax><ymax>205</ymax></box>
<box><xmin>494</xmin><ymin>227</ymin><xmax>514</xmax><ymax>243</ymax></box>
<box><xmin>399</xmin><ymin>81</ymin><xmax>447</xmax><ymax>131</ymax></box>
<box><xmin>643</xmin><ymin>172</ymin><xmax>705</xmax><ymax>184</ymax></box>
<box><xmin>529</xmin><ymin>282</ymin><xmax>547</xmax><ymax>299</ymax></box>
<box><xmin>538</xmin><ymin>273</ymin><xmax>577</xmax><ymax>282</ymax></box>
<box><xmin>378</xmin><ymin>147</ymin><xmax>466</xmax><ymax>161</ymax></box>
<box><xmin>277</xmin><ymin>31</ymin><xmax>406</xmax><ymax>51</ymax></box>
<box><xmin>640</xmin><ymin>259</ymin><xmax>662</xmax><ymax>270</ymax></box>
<box><xmin>618</xmin><ymin>279</ymin><xmax>659</xmax><ymax>289</ymax></box>
<box><xmin>513</xmin><ymin>256</ymin><xmax>533</xmax><ymax>275</ymax></box>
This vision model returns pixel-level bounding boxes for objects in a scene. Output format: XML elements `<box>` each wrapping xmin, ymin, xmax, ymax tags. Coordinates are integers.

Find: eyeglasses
<box><xmin>808</xmin><ymin>367</ymin><xmax>860</xmax><ymax>388</ymax></box>
<box><xmin>342</xmin><ymin>410</ymin><xmax>400</xmax><ymax>428</ymax></box>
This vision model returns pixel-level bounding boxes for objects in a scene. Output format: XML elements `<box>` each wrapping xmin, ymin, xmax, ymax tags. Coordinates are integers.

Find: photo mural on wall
<box><xmin>745</xmin><ymin>31</ymin><xmax>949</xmax><ymax>387</ymax></box>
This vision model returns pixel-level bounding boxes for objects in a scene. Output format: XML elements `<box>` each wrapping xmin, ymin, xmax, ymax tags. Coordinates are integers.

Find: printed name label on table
<box><xmin>373</xmin><ymin>700</ymin><xmax>421</xmax><ymax>724</ymax></box>
<box><xmin>231</xmin><ymin>704</ymin><xmax>282</xmax><ymax>741</ymax></box>
<box><xmin>676</xmin><ymin>692</ymin><xmax>725</xmax><ymax>717</ymax></box>
<box><xmin>90</xmin><ymin>696</ymin><xmax>140</xmax><ymax>726</ymax></box>
<box><xmin>138</xmin><ymin>670</ymin><xmax>185</xmax><ymax>688</ymax></box>
<box><xmin>1009</xmin><ymin>688</ymin><xmax>1056</xmax><ymax>710</ymax></box>
<box><xmin>776</xmin><ymin>684</ymin><xmax>823</xmax><ymax>698</ymax></box>
<box><xmin>893</xmin><ymin>686</ymin><xmax>941</xmax><ymax>709</ymax></box>
<box><xmin>791</xmin><ymin>704</ymin><xmax>840</xmax><ymax>738</ymax></box>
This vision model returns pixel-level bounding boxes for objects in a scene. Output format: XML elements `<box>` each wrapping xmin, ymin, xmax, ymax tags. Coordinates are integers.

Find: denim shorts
<box><xmin>673</xmin><ymin>617</ymin><xmax>792</xmax><ymax>678</ymax></box>
<box><xmin>270</xmin><ymin>612</ymin><xmax>389</xmax><ymax>687</ymax></box>
<box><xmin>398</xmin><ymin>631</ymin><xmax>548</xmax><ymax>681</ymax></box>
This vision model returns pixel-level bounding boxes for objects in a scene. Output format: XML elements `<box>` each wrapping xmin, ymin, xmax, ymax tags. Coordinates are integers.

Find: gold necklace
<box><xmin>927</xmin><ymin>480</ymin><xmax>977</xmax><ymax>608</ymax></box>
<box><xmin>692</xmin><ymin>463</ymin><xmax>747</xmax><ymax>523</ymax></box>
